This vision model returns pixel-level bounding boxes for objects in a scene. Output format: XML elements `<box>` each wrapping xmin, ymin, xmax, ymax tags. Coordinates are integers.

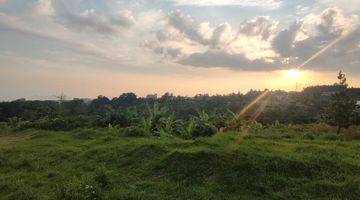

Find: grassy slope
<box><xmin>0</xmin><ymin>129</ymin><xmax>359</xmax><ymax>200</ymax></box>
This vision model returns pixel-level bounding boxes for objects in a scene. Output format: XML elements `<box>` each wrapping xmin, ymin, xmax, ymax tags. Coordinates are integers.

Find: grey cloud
<box><xmin>271</xmin><ymin>7</ymin><xmax>360</xmax><ymax>72</ymax></box>
<box><xmin>179</xmin><ymin>50</ymin><xmax>277</xmax><ymax>71</ymax></box>
<box><xmin>238</xmin><ymin>16</ymin><xmax>277</xmax><ymax>40</ymax></box>
<box><xmin>168</xmin><ymin>11</ymin><xmax>208</xmax><ymax>44</ymax></box>
<box><xmin>272</xmin><ymin>21</ymin><xmax>302</xmax><ymax>57</ymax></box>
<box><xmin>210</xmin><ymin>23</ymin><xmax>232</xmax><ymax>47</ymax></box>
<box><xmin>317</xmin><ymin>7</ymin><xmax>347</xmax><ymax>38</ymax></box>
<box><xmin>62</xmin><ymin>9</ymin><xmax>135</xmax><ymax>35</ymax></box>
<box><xmin>166</xmin><ymin>11</ymin><xmax>234</xmax><ymax>48</ymax></box>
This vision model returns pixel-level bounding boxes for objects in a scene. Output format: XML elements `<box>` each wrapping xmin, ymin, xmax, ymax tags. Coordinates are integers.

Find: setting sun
<box><xmin>284</xmin><ymin>69</ymin><xmax>301</xmax><ymax>79</ymax></box>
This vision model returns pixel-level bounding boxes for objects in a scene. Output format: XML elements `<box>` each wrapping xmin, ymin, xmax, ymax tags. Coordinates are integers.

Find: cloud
<box><xmin>272</xmin><ymin>7</ymin><xmax>360</xmax><ymax>71</ymax></box>
<box><xmin>238</xmin><ymin>16</ymin><xmax>277</xmax><ymax>40</ymax></box>
<box><xmin>318</xmin><ymin>0</ymin><xmax>360</xmax><ymax>12</ymax></box>
<box><xmin>151</xmin><ymin>10</ymin><xmax>278</xmax><ymax>70</ymax></box>
<box><xmin>62</xmin><ymin>9</ymin><xmax>135</xmax><ymax>35</ymax></box>
<box><xmin>166</xmin><ymin>0</ymin><xmax>282</xmax><ymax>9</ymax></box>
<box><xmin>34</xmin><ymin>0</ymin><xmax>54</xmax><ymax>16</ymax></box>
<box><xmin>0</xmin><ymin>12</ymin><xmax>128</xmax><ymax>63</ymax></box>
<box><xmin>272</xmin><ymin>21</ymin><xmax>303</xmax><ymax>57</ymax></box>
<box><xmin>179</xmin><ymin>50</ymin><xmax>277</xmax><ymax>71</ymax></box>
<box><xmin>167</xmin><ymin>10</ymin><xmax>210</xmax><ymax>44</ymax></box>
<box><xmin>0</xmin><ymin>0</ymin><xmax>7</xmax><ymax>4</ymax></box>
<box><xmin>150</xmin><ymin>7</ymin><xmax>359</xmax><ymax>72</ymax></box>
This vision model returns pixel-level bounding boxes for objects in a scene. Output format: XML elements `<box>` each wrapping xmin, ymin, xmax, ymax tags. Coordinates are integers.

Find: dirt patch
<box><xmin>0</xmin><ymin>132</ymin><xmax>32</xmax><ymax>145</ymax></box>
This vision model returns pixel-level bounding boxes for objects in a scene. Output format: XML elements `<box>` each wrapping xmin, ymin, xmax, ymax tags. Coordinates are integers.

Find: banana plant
<box><xmin>225</xmin><ymin>109</ymin><xmax>244</xmax><ymax>131</ymax></box>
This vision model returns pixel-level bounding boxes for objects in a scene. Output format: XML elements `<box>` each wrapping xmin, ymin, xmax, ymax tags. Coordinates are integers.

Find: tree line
<box><xmin>1</xmin><ymin>72</ymin><xmax>359</xmax><ymax>136</ymax></box>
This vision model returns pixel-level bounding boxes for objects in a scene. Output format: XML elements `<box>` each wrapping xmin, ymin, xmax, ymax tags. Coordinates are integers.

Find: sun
<box><xmin>284</xmin><ymin>69</ymin><xmax>301</xmax><ymax>79</ymax></box>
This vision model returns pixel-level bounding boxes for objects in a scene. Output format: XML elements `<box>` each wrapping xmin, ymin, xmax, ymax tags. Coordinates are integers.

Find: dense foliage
<box><xmin>1</xmin><ymin>85</ymin><xmax>360</xmax><ymax>137</ymax></box>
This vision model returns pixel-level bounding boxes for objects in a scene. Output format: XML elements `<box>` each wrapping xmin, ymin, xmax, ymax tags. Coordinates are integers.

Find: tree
<box><xmin>327</xmin><ymin>71</ymin><xmax>356</xmax><ymax>134</ymax></box>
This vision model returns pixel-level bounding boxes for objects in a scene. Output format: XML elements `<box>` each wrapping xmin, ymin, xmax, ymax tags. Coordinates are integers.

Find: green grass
<box><xmin>0</xmin><ymin>128</ymin><xmax>359</xmax><ymax>200</ymax></box>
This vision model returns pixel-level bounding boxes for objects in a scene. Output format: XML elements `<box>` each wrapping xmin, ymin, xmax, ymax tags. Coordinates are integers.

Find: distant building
<box><xmin>72</xmin><ymin>98</ymin><xmax>93</xmax><ymax>105</ymax></box>
<box><xmin>81</xmin><ymin>98</ymin><xmax>93</xmax><ymax>105</ymax></box>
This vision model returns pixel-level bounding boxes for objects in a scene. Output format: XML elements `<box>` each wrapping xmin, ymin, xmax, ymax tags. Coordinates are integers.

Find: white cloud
<box><xmin>318</xmin><ymin>0</ymin><xmax>360</xmax><ymax>12</ymax></box>
<box><xmin>34</xmin><ymin>0</ymin><xmax>54</xmax><ymax>16</ymax></box>
<box><xmin>149</xmin><ymin>7</ymin><xmax>359</xmax><ymax>72</ymax></box>
<box><xmin>150</xmin><ymin>10</ymin><xmax>279</xmax><ymax>70</ymax></box>
<box><xmin>167</xmin><ymin>0</ymin><xmax>282</xmax><ymax>9</ymax></box>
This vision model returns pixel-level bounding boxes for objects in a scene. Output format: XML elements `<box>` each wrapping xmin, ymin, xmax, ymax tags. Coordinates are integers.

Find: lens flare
<box><xmin>298</xmin><ymin>31</ymin><xmax>351</xmax><ymax>69</ymax></box>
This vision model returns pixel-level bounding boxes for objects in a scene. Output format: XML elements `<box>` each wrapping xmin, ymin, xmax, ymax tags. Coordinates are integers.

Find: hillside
<box><xmin>0</xmin><ymin>128</ymin><xmax>359</xmax><ymax>200</ymax></box>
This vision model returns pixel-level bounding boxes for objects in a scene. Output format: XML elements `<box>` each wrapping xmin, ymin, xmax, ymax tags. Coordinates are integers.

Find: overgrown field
<box><xmin>0</xmin><ymin>127</ymin><xmax>360</xmax><ymax>200</ymax></box>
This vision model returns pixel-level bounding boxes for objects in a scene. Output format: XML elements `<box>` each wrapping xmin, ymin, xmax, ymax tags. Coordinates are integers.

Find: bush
<box><xmin>34</xmin><ymin>116</ymin><xmax>93</xmax><ymax>131</ymax></box>
<box><xmin>249</xmin><ymin>122</ymin><xmax>263</xmax><ymax>134</ymax></box>
<box><xmin>122</xmin><ymin>126</ymin><xmax>148</xmax><ymax>137</ymax></box>
<box><xmin>191</xmin><ymin>122</ymin><xmax>217</xmax><ymax>138</ymax></box>
<box><xmin>8</xmin><ymin>117</ymin><xmax>20</xmax><ymax>129</ymax></box>
<box><xmin>303</xmin><ymin>132</ymin><xmax>315</xmax><ymax>140</ymax></box>
<box><xmin>16</xmin><ymin>121</ymin><xmax>34</xmax><ymax>131</ymax></box>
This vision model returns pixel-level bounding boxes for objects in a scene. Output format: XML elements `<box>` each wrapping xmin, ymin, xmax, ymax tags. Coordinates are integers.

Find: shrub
<box><xmin>16</xmin><ymin>121</ymin><xmax>34</xmax><ymax>131</ymax></box>
<box><xmin>191</xmin><ymin>122</ymin><xmax>217</xmax><ymax>138</ymax></box>
<box><xmin>249</xmin><ymin>122</ymin><xmax>263</xmax><ymax>134</ymax></box>
<box><xmin>8</xmin><ymin>117</ymin><xmax>20</xmax><ymax>129</ymax></box>
<box><xmin>34</xmin><ymin>116</ymin><xmax>92</xmax><ymax>131</ymax></box>
<box><xmin>303</xmin><ymin>132</ymin><xmax>315</xmax><ymax>140</ymax></box>
<box><xmin>122</xmin><ymin>126</ymin><xmax>148</xmax><ymax>137</ymax></box>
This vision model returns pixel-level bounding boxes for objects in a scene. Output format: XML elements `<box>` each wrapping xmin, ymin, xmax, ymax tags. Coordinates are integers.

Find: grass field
<box><xmin>0</xmin><ymin>128</ymin><xmax>360</xmax><ymax>200</ymax></box>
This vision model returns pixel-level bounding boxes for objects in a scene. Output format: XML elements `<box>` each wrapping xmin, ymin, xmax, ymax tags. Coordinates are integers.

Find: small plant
<box><xmin>224</xmin><ymin>110</ymin><xmax>244</xmax><ymax>131</ymax></box>
<box><xmin>249</xmin><ymin>122</ymin><xmax>263</xmax><ymax>134</ymax></box>
<box><xmin>8</xmin><ymin>117</ymin><xmax>20</xmax><ymax>129</ymax></box>
<box><xmin>156</xmin><ymin>115</ymin><xmax>181</xmax><ymax>136</ymax></box>
<box><xmin>56</xmin><ymin>178</ymin><xmax>102</xmax><ymax>200</ymax></box>
<box><xmin>273</xmin><ymin>120</ymin><xmax>283</xmax><ymax>129</ymax></box>
<box><xmin>302</xmin><ymin>132</ymin><xmax>315</xmax><ymax>140</ymax></box>
<box><xmin>93</xmin><ymin>168</ymin><xmax>112</xmax><ymax>188</ymax></box>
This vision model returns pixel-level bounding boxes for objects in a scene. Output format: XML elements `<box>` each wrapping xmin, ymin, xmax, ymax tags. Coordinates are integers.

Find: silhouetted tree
<box><xmin>327</xmin><ymin>71</ymin><xmax>356</xmax><ymax>134</ymax></box>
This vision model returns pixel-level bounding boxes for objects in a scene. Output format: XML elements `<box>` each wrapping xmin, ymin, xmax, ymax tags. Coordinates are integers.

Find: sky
<box><xmin>0</xmin><ymin>0</ymin><xmax>359</xmax><ymax>100</ymax></box>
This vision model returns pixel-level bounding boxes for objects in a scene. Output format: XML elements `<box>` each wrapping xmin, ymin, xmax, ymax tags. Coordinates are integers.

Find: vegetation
<box><xmin>0</xmin><ymin>126</ymin><xmax>359</xmax><ymax>200</ymax></box>
<box><xmin>0</xmin><ymin>72</ymin><xmax>360</xmax><ymax>199</ymax></box>
<box><xmin>326</xmin><ymin>71</ymin><xmax>356</xmax><ymax>134</ymax></box>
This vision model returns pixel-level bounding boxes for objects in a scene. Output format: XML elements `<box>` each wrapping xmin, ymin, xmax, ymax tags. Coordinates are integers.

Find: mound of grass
<box><xmin>0</xmin><ymin>129</ymin><xmax>359</xmax><ymax>199</ymax></box>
